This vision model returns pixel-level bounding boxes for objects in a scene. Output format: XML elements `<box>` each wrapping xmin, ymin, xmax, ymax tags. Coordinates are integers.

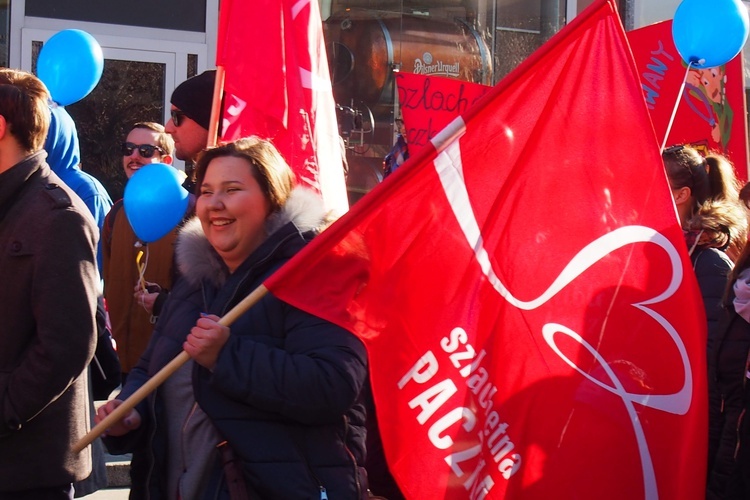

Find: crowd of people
<box><xmin>0</xmin><ymin>67</ymin><xmax>392</xmax><ymax>500</ymax></box>
<box><xmin>4</xmin><ymin>63</ymin><xmax>750</xmax><ymax>500</ymax></box>
<box><xmin>662</xmin><ymin>145</ymin><xmax>750</xmax><ymax>499</ymax></box>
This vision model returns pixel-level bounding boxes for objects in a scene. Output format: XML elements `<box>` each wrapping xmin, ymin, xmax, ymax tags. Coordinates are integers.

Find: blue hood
<box><xmin>44</xmin><ymin>105</ymin><xmax>81</xmax><ymax>174</ymax></box>
<box><xmin>42</xmin><ymin>105</ymin><xmax>113</xmax><ymax>274</ymax></box>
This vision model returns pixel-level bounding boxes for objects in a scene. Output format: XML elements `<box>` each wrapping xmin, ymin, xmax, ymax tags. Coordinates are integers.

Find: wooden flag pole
<box><xmin>72</xmin><ymin>283</ymin><xmax>269</xmax><ymax>454</ymax></box>
<box><xmin>207</xmin><ymin>65</ymin><xmax>226</xmax><ymax>149</ymax></box>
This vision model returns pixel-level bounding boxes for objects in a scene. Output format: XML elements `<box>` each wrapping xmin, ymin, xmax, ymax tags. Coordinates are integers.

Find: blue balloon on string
<box><xmin>672</xmin><ymin>0</ymin><xmax>749</xmax><ymax>68</ymax></box>
<box><xmin>37</xmin><ymin>29</ymin><xmax>104</xmax><ymax>105</ymax></box>
<box><xmin>124</xmin><ymin>164</ymin><xmax>189</xmax><ymax>243</ymax></box>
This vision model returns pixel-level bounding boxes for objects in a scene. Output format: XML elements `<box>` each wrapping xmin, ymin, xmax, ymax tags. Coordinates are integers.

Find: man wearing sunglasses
<box><xmin>103</xmin><ymin>122</ymin><xmax>179</xmax><ymax>385</ymax></box>
<box><xmin>121</xmin><ymin>125</ymin><xmax>173</xmax><ymax>178</ymax></box>
<box><xmin>165</xmin><ymin>70</ymin><xmax>217</xmax><ymax>192</ymax></box>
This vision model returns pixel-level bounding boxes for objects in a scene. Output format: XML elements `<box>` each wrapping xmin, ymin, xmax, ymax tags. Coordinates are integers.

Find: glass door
<box><xmin>20</xmin><ymin>28</ymin><xmax>204</xmax><ymax>200</ymax></box>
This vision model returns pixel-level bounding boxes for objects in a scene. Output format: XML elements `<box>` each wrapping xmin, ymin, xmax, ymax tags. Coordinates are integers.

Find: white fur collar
<box><xmin>175</xmin><ymin>186</ymin><xmax>327</xmax><ymax>288</ymax></box>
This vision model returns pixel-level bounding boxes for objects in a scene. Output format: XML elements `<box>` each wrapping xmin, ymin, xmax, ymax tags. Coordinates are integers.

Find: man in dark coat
<box><xmin>0</xmin><ymin>68</ymin><xmax>98</xmax><ymax>499</ymax></box>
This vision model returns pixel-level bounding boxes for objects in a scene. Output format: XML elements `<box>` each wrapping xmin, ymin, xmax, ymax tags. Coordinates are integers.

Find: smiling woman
<box><xmin>97</xmin><ymin>136</ymin><xmax>371</xmax><ymax>499</ymax></box>
<box><xmin>194</xmin><ymin>142</ymin><xmax>286</xmax><ymax>272</ymax></box>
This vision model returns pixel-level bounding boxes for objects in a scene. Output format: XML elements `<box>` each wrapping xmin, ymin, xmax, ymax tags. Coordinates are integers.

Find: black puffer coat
<box><xmin>707</xmin><ymin>278</ymin><xmax>750</xmax><ymax>500</ymax></box>
<box><xmin>105</xmin><ymin>188</ymin><xmax>369</xmax><ymax>499</ymax></box>
<box><xmin>692</xmin><ymin>246</ymin><xmax>733</xmax><ymax>356</ymax></box>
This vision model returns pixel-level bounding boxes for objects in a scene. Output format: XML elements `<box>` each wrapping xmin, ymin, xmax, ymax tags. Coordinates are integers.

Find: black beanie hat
<box><xmin>170</xmin><ymin>70</ymin><xmax>216</xmax><ymax>131</ymax></box>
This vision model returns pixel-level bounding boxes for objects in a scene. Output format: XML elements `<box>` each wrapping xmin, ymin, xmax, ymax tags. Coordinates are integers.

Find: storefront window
<box><xmin>322</xmin><ymin>0</ymin><xmax>566</xmax><ymax>202</ymax></box>
<box><xmin>63</xmin><ymin>59</ymin><xmax>166</xmax><ymax>200</ymax></box>
<box><xmin>494</xmin><ymin>0</ymin><xmax>565</xmax><ymax>78</ymax></box>
<box><xmin>25</xmin><ymin>0</ymin><xmax>205</xmax><ymax>32</ymax></box>
<box><xmin>31</xmin><ymin>42</ymin><xmax>166</xmax><ymax>200</ymax></box>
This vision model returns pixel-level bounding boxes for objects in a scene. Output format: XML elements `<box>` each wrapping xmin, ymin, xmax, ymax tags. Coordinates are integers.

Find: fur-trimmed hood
<box><xmin>175</xmin><ymin>186</ymin><xmax>327</xmax><ymax>288</ymax></box>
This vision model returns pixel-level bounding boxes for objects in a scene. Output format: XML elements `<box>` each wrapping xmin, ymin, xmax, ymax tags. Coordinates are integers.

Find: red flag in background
<box><xmin>396</xmin><ymin>73</ymin><xmax>491</xmax><ymax>156</ymax></box>
<box><xmin>266</xmin><ymin>0</ymin><xmax>707</xmax><ymax>498</ymax></box>
<box><xmin>216</xmin><ymin>0</ymin><xmax>349</xmax><ymax>215</ymax></box>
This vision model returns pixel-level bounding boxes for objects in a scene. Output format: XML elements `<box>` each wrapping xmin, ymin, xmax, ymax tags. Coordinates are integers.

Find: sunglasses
<box><xmin>121</xmin><ymin>142</ymin><xmax>165</xmax><ymax>158</ymax></box>
<box><xmin>171</xmin><ymin>109</ymin><xmax>187</xmax><ymax>127</ymax></box>
<box><xmin>663</xmin><ymin>144</ymin><xmax>684</xmax><ymax>154</ymax></box>
<box><xmin>663</xmin><ymin>144</ymin><xmax>707</xmax><ymax>189</ymax></box>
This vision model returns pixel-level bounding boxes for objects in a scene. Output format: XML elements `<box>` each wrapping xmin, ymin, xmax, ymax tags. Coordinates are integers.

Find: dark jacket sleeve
<box><xmin>693</xmin><ymin>247</ymin><xmax>733</xmax><ymax>353</ymax></box>
<box><xmin>707</xmin><ymin>299</ymin><xmax>750</xmax><ymax>499</ymax></box>
<box><xmin>206</xmin><ymin>297</ymin><xmax>368</xmax><ymax>425</ymax></box>
<box><xmin>0</xmin><ymin>203</ymin><xmax>97</xmax><ymax>433</ymax></box>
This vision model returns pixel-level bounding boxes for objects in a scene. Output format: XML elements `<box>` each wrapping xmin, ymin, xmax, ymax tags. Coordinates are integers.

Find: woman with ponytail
<box><xmin>662</xmin><ymin>145</ymin><xmax>749</xmax><ymax>499</ymax></box>
<box><xmin>662</xmin><ymin>145</ymin><xmax>746</xmax><ymax>350</ymax></box>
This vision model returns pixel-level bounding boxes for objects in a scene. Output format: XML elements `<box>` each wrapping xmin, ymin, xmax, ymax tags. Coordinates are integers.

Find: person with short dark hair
<box><xmin>43</xmin><ymin>101</ymin><xmax>118</xmax><ymax>498</ymax></box>
<box><xmin>0</xmin><ymin>68</ymin><xmax>98</xmax><ymax>499</ymax></box>
<box><xmin>165</xmin><ymin>69</ymin><xmax>218</xmax><ymax>192</ymax></box>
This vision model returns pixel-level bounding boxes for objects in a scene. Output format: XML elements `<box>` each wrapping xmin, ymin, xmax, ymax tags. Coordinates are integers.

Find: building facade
<box><xmin>1</xmin><ymin>0</ymin><xmax>218</xmax><ymax>198</ymax></box>
<box><xmin>0</xmin><ymin>0</ymin><xmax>747</xmax><ymax>201</ymax></box>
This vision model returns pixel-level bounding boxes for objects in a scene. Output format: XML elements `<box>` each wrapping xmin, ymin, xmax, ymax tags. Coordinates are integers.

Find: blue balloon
<box><xmin>124</xmin><ymin>164</ymin><xmax>189</xmax><ymax>243</ymax></box>
<box><xmin>672</xmin><ymin>0</ymin><xmax>749</xmax><ymax>68</ymax></box>
<box><xmin>37</xmin><ymin>29</ymin><xmax>104</xmax><ymax>106</ymax></box>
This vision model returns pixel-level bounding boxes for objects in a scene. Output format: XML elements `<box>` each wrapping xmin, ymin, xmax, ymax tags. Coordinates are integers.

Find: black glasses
<box><xmin>121</xmin><ymin>142</ymin><xmax>164</xmax><ymax>158</ymax></box>
<box><xmin>171</xmin><ymin>110</ymin><xmax>187</xmax><ymax>127</ymax></box>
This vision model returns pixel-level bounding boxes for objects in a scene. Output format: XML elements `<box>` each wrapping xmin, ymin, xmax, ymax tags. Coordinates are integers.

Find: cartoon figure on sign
<box><xmin>684</xmin><ymin>65</ymin><xmax>733</xmax><ymax>149</ymax></box>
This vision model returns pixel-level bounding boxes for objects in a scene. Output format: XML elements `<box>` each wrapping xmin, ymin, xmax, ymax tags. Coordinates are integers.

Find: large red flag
<box><xmin>216</xmin><ymin>0</ymin><xmax>349</xmax><ymax>215</ymax></box>
<box><xmin>266</xmin><ymin>0</ymin><xmax>707</xmax><ymax>498</ymax></box>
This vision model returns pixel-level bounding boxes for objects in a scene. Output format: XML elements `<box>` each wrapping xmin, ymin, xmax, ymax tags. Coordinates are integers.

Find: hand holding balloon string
<box><xmin>124</xmin><ymin>164</ymin><xmax>188</xmax><ymax>314</ymax></box>
<box><xmin>134</xmin><ymin>247</ymin><xmax>161</xmax><ymax>314</ymax></box>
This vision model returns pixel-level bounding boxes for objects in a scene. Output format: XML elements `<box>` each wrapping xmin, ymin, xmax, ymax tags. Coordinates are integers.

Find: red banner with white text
<box><xmin>267</xmin><ymin>0</ymin><xmax>707</xmax><ymax>498</ymax></box>
<box><xmin>216</xmin><ymin>0</ymin><xmax>349</xmax><ymax>214</ymax></box>
<box><xmin>628</xmin><ymin>20</ymin><xmax>749</xmax><ymax>179</ymax></box>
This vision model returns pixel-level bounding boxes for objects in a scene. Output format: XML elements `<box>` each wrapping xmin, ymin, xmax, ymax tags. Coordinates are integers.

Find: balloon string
<box><xmin>136</xmin><ymin>246</ymin><xmax>149</xmax><ymax>292</ymax></box>
<box><xmin>661</xmin><ymin>60</ymin><xmax>694</xmax><ymax>152</ymax></box>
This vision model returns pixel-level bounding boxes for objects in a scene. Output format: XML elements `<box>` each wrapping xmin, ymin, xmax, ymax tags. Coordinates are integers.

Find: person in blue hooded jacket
<box><xmin>44</xmin><ymin>104</ymin><xmax>116</xmax><ymax>498</ymax></box>
<box><xmin>44</xmin><ymin>105</ymin><xmax>113</xmax><ymax>271</ymax></box>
